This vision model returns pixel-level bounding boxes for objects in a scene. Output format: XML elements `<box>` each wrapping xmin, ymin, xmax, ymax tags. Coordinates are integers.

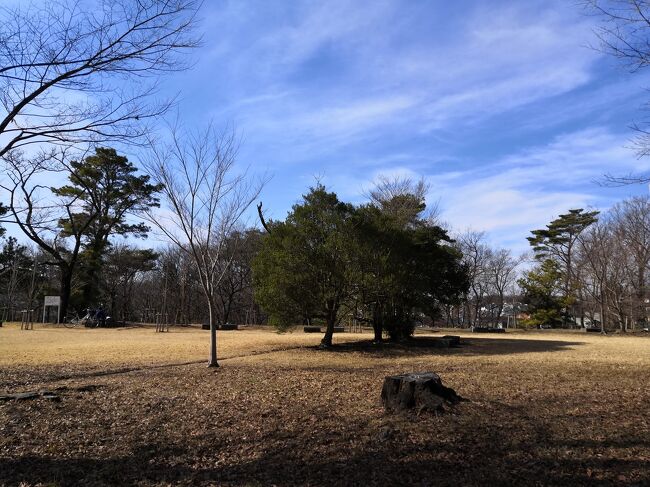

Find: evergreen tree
<box><xmin>254</xmin><ymin>184</ymin><xmax>468</xmax><ymax>344</ymax></box>
<box><xmin>53</xmin><ymin>147</ymin><xmax>162</xmax><ymax>308</ymax></box>
<box><xmin>253</xmin><ymin>185</ymin><xmax>359</xmax><ymax>347</ymax></box>
<box><xmin>527</xmin><ymin>209</ymin><xmax>598</xmax><ymax>325</ymax></box>
<box><xmin>518</xmin><ymin>259</ymin><xmax>566</xmax><ymax>328</ymax></box>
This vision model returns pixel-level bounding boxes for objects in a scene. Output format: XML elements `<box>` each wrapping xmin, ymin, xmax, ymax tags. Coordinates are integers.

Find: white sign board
<box><xmin>44</xmin><ymin>296</ymin><xmax>61</xmax><ymax>306</ymax></box>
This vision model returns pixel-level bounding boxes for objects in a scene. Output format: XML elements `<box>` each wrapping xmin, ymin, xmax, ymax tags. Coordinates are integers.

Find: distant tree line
<box><xmin>4</xmin><ymin>166</ymin><xmax>650</xmax><ymax>338</ymax></box>
<box><xmin>520</xmin><ymin>198</ymin><xmax>650</xmax><ymax>332</ymax></box>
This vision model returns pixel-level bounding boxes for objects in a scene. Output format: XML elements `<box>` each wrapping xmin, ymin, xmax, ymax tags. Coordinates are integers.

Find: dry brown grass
<box><xmin>0</xmin><ymin>322</ymin><xmax>359</xmax><ymax>367</ymax></box>
<box><xmin>1</xmin><ymin>324</ymin><xmax>649</xmax><ymax>486</ymax></box>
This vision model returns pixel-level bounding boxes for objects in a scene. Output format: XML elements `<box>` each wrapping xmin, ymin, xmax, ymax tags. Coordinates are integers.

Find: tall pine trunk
<box><xmin>59</xmin><ymin>265</ymin><xmax>73</xmax><ymax>323</ymax></box>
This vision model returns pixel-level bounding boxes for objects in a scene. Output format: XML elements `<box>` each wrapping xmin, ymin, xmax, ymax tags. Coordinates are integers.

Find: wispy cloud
<box><xmin>161</xmin><ymin>0</ymin><xmax>650</xmax><ymax>252</ymax></box>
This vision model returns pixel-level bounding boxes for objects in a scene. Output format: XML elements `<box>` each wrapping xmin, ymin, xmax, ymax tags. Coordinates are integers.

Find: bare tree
<box><xmin>586</xmin><ymin>0</ymin><xmax>650</xmax><ymax>180</ymax></box>
<box><xmin>488</xmin><ymin>248</ymin><xmax>523</xmax><ymax>323</ymax></box>
<box><xmin>456</xmin><ymin>231</ymin><xmax>492</xmax><ymax>326</ymax></box>
<box><xmin>145</xmin><ymin>126</ymin><xmax>264</xmax><ymax>367</ymax></box>
<box><xmin>0</xmin><ymin>0</ymin><xmax>199</xmax><ymax>158</ymax></box>
<box><xmin>365</xmin><ymin>175</ymin><xmax>441</xmax><ymax>226</ymax></box>
<box><xmin>611</xmin><ymin>196</ymin><xmax>650</xmax><ymax>328</ymax></box>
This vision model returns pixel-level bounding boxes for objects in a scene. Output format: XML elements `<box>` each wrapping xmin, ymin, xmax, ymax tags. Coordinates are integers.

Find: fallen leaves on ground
<box><xmin>0</xmin><ymin>326</ymin><xmax>648</xmax><ymax>486</ymax></box>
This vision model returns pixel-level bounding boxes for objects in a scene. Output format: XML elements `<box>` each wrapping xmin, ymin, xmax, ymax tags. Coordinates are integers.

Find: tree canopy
<box><xmin>253</xmin><ymin>184</ymin><xmax>468</xmax><ymax>346</ymax></box>
<box><xmin>54</xmin><ymin>147</ymin><xmax>162</xmax><ymax>307</ymax></box>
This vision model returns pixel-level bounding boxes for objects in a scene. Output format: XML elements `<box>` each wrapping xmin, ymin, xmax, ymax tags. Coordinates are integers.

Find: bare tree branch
<box><xmin>143</xmin><ymin>124</ymin><xmax>267</xmax><ymax>367</ymax></box>
<box><xmin>0</xmin><ymin>0</ymin><xmax>200</xmax><ymax>157</ymax></box>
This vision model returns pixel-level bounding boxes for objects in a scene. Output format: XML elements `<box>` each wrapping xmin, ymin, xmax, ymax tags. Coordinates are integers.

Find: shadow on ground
<box><xmin>323</xmin><ymin>336</ymin><xmax>585</xmax><ymax>357</ymax></box>
<box><xmin>2</xmin><ymin>415</ymin><xmax>647</xmax><ymax>487</ymax></box>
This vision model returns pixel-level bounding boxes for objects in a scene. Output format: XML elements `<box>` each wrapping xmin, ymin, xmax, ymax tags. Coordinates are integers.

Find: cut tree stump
<box><xmin>381</xmin><ymin>372</ymin><xmax>463</xmax><ymax>414</ymax></box>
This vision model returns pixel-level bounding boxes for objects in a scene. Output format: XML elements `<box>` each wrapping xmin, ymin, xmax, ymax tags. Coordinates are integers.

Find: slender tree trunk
<box><xmin>496</xmin><ymin>292</ymin><xmax>505</xmax><ymax>327</ymax></box>
<box><xmin>372</xmin><ymin>303</ymin><xmax>383</xmax><ymax>342</ymax></box>
<box><xmin>207</xmin><ymin>296</ymin><xmax>219</xmax><ymax>367</ymax></box>
<box><xmin>600</xmin><ymin>286</ymin><xmax>606</xmax><ymax>334</ymax></box>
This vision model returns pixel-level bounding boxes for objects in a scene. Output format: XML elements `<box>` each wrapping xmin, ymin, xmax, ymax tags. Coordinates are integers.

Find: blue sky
<box><xmin>7</xmin><ymin>0</ymin><xmax>650</xmax><ymax>254</ymax></box>
<box><xmin>154</xmin><ymin>0</ymin><xmax>650</xmax><ymax>253</ymax></box>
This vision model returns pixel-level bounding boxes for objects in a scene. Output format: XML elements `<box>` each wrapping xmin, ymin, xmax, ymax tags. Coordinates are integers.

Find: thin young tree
<box><xmin>145</xmin><ymin>126</ymin><xmax>263</xmax><ymax>367</ymax></box>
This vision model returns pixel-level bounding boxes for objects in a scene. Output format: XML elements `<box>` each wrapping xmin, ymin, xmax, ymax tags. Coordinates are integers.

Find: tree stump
<box><xmin>381</xmin><ymin>372</ymin><xmax>463</xmax><ymax>414</ymax></box>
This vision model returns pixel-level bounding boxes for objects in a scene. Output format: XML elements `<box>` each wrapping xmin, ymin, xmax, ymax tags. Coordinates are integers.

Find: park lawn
<box><xmin>1</xmin><ymin>326</ymin><xmax>649</xmax><ymax>486</ymax></box>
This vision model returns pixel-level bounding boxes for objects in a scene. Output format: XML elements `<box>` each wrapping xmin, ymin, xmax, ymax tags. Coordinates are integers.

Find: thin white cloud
<box><xmin>433</xmin><ymin>127</ymin><xmax>649</xmax><ymax>250</ymax></box>
<box><xmin>199</xmin><ymin>0</ymin><xmax>603</xmax><ymax>157</ymax></box>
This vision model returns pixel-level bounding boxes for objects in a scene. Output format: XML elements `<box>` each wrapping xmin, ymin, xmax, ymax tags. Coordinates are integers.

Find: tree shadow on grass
<box><xmin>323</xmin><ymin>336</ymin><xmax>585</xmax><ymax>357</ymax></box>
<box><xmin>2</xmin><ymin>423</ymin><xmax>648</xmax><ymax>487</ymax></box>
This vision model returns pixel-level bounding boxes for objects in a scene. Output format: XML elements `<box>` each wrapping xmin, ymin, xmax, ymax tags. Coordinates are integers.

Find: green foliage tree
<box><xmin>527</xmin><ymin>209</ymin><xmax>598</xmax><ymax>325</ymax></box>
<box><xmin>53</xmin><ymin>147</ymin><xmax>162</xmax><ymax>308</ymax></box>
<box><xmin>355</xmin><ymin>201</ymin><xmax>467</xmax><ymax>341</ymax></box>
<box><xmin>518</xmin><ymin>259</ymin><xmax>566</xmax><ymax>328</ymax></box>
<box><xmin>253</xmin><ymin>185</ymin><xmax>358</xmax><ymax>347</ymax></box>
<box><xmin>3</xmin><ymin>148</ymin><xmax>161</xmax><ymax>321</ymax></box>
<box><xmin>254</xmin><ymin>183</ymin><xmax>468</xmax><ymax>344</ymax></box>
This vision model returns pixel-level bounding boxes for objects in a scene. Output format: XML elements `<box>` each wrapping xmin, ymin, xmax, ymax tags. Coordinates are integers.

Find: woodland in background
<box><xmin>2</xmin><ymin>149</ymin><xmax>649</xmax><ymax>335</ymax></box>
<box><xmin>2</xmin><ymin>0</ymin><xmax>650</xmax><ymax>340</ymax></box>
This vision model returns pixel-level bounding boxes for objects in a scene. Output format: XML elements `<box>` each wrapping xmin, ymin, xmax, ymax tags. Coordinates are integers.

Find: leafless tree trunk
<box><xmin>145</xmin><ymin>125</ymin><xmax>264</xmax><ymax>367</ymax></box>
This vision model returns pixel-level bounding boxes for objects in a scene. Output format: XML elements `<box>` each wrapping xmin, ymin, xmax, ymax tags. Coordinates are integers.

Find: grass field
<box><xmin>1</xmin><ymin>323</ymin><xmax>649</xmax><ymax>486</ymax></box>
